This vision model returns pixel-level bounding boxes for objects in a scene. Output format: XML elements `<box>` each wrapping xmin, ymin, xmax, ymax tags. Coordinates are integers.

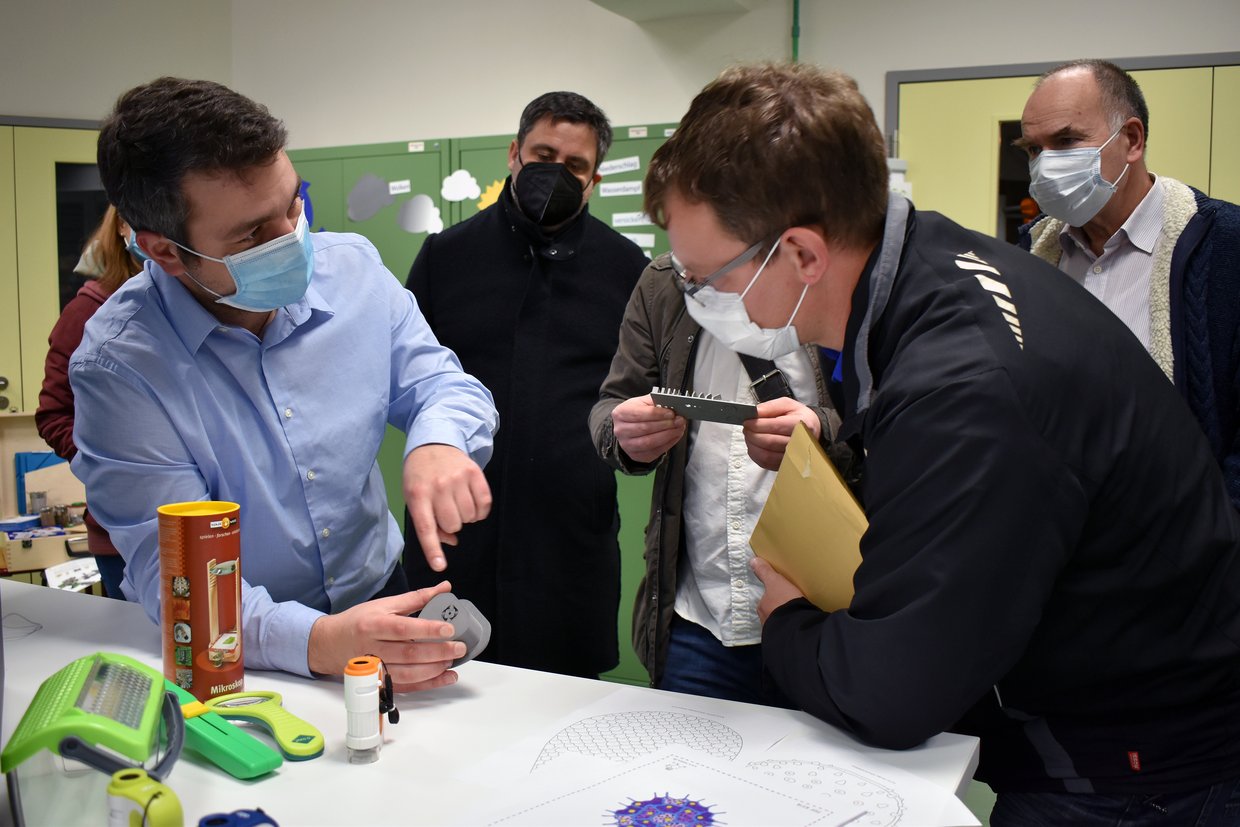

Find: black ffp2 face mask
<box><xmin>513</xmin><ymin>161</ymin><xmax>585</xmax><ymax>228</ymax></box>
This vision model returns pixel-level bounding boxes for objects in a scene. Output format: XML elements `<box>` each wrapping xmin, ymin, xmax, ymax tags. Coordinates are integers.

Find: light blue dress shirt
<box><xmin>69</xmin><ymin>231</ymin><xmax>497</xmax><ymax>677</ymax></box>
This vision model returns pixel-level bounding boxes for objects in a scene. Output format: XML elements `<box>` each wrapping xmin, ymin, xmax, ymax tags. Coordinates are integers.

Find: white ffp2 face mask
<box><xmin>1028</xmin><ymin>127</ymin><xmax>1129</xmax><ymax>227</ymax></box>
<box><xmin>683</xmin><ymin>238</ymin><xmax>808</xmax><ymax>360</ymax></box>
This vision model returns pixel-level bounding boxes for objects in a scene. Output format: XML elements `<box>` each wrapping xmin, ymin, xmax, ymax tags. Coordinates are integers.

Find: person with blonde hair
<box><xmin>37</xmin><ymin>205</ymin><xmax>147</xmax><ymax>599</ymax></box>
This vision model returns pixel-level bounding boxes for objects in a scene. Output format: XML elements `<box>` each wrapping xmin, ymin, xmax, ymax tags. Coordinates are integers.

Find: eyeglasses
<box><xmin>670</xmin><ymin>241</ymin><xmax>764</xmax><ymax>297</ymax></box>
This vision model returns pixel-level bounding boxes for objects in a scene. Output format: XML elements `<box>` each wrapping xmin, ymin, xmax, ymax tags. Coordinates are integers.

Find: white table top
<box><xmin>0</xmin><ymin>580</ymin><xmax>978</xmax><ymax>826</ymax></box>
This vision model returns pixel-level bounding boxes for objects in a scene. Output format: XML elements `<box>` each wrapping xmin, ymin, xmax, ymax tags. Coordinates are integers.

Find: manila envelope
<box><xmin>749</xmin><ymin>422</ymin><xmax>866</xmax><ymax>611</ymax></box>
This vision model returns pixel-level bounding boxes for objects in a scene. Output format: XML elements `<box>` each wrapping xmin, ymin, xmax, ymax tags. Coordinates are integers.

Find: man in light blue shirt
<box><xmin>71</xmin><ymin>77</ymin><xmax>499</xmax><ymax>691</ymax></box>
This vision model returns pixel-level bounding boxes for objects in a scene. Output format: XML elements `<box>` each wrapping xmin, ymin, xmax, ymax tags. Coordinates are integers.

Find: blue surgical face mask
<box><xmin>126</xmin><ymin>229</ymin><xmax>151</xmax><ymax>263</ymax></box>
<box><xmin>172</xmin><ymin>210</ymin><xmax>314</xmax><ymax>312</ymax></box>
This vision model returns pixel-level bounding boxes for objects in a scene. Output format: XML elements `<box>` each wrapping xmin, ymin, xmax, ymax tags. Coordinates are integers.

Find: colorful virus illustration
<box><xmin>608</xmin><ymin>793</ymin><xmax>721</xmax><ymax>826</ymax></box>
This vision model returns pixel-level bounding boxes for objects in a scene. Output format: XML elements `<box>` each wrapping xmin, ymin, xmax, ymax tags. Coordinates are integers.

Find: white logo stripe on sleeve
<box><xmin>957</xmin><ymin>251</ymin><xmax>1023</xmax><ymax>349</ymax></box>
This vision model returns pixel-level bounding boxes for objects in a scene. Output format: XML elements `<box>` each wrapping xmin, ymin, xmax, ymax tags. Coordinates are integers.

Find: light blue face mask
<box><xmin>126</xmin><ymin>229</ymin><xmax>151</xmax><ymax>263</ymax></box>
<box><xmin>173</xmin><ymin>210</ymin><xmax>314</xmax><ymax>312</ymax></box>
<box><xmin>1028</xmin><ymin>127</ymin><xmax>1130</xmax><ymax>227</ymax></box>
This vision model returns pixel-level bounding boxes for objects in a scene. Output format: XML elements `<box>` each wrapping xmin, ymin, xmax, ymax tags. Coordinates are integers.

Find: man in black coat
<box><xmin>403</xmin><ymin>92</ymin><xmax>649</xmax><ymax>677</ymax></box>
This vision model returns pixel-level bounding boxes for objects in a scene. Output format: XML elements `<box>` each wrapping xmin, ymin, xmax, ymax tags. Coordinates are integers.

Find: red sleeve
<box><xmin>35</xmin><ymin>290</ymin><xmax>104</xmax><ymax>460</ymax></box>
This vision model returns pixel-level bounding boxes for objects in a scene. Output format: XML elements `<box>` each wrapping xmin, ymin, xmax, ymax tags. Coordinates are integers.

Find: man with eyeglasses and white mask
<box><xmin>1017</xmin><ymin>59</ymin><xmax>1240</xmax><ymax>512</ymax></box>
<box><xmin>71</xmin><ymin>77</ymin><xmax>499</xmax><ymax>693</ymax></box>
<box><xmin>630</xmin><ymin>61</ymin><xmax>1240</xmax><ymax>825</ymax></box>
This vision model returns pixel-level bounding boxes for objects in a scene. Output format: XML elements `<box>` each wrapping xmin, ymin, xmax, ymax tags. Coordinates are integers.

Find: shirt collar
<box><xmin>841</xmin><ymin>193</ymin><xmax>911</xmax><ymax>418</ymax></box>
<box><xmin>264</xmin><ymin>281</ymin><xmax>333</xmax><ymax>348</ymax></box>
<box><xmin>150</xmin><ymin>262</ymin><xmax>328</xmax><ymax>353</ymax></box>
<box><xmin>1117</xmin><ymin>173</ymin><xmax>1164</xmax><ymax>254</ymax></box>
<box><xmin>1058</xmin><ymin>174</ymin><xmax>1164</xmax><ymax>256</ymax></box>
<box><xmin>818</xmin><ymin>347</ymin><xmax>845</xmax><ymax>383</ymax></box>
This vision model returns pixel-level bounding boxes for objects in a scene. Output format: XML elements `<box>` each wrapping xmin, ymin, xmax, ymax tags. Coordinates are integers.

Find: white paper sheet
<box><xmin>599</xmin><ymin>180</ymin><xmax>643</xmax><ymax>197</ymax></box>
<box><xmin>464</xmin><ymin>690</ymin><xmax>978</xmax><ymax>826</ymax></box>
<box><xmin>479</xmin><ymin>748</ymin><xmax>847</xmax><ymax>826</ymax></box>
<box><xmin>597</xmin><ymin>156</ymin><xmax>641</xmax><ymax>176</ymax></box>
<box><xmin>44</xmin><ymin>557</ymin><xmax>100</xmax><ymax>592</ymax></box>
<box><xmin>620</xmin><ymin>232</ymin><xmax>656</xmax><ymax>249</ymax></box>
<box><xmin>611</xmin><ymin>211</ymin><xmax>653</xmax><ymax>228</ymax></box>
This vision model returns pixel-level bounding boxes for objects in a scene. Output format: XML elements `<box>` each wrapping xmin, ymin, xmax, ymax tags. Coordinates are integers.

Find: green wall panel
<box><xmin>591</xmin><ymin>123</ymin><xmax>678</xmax><ymax>260</ymax></box>
<box><xmin>290</xmin><ymin>139</ymin><xmax>450</xmax><ymax>277</ymax></box>
<box><xmin>603</xmin><ymin>470</ymin><xmax>655</xmax><ymax>686</ymax></box>
<box><xmin>292</xmin><ymin>158</ymin><xmax>344</xmax><ymax>234</ymax></box>
<box><xmin>450</xmin><ymin>134</ymin><xmax>512</xmax><ymax>226</ymax></box>
<box><xmin>339</xmin><ymin>148</ymin><xmax>448</xmax><ymax>278</ymax></box>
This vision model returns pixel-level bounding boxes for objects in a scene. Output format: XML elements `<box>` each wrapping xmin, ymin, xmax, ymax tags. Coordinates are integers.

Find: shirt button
<box><xmin>732</xmin><ymin>578</ymin><xmax>745</xmax><ymax>589</ymax></box>
<box><xmin>326</xmin><ymin>576</ymin><xmax>335</xmax><ymax>586</ymax></box>
<box><xmin>306</xmin><ymin>470</ymin><xmax>316</xmax><ymax>480</ymax></box>
<box><xmin>217</xmin><ymin>326</ymin><xmax>228</xmax><ymax>333</ymax></box>
<box><xmin>284</xmin><ymin>408</ymin><xmax>293</xmax><ymax>419</ymax></box>
<box><xmin>730</xmin><ymin>519</ymin><xmax>742</xmax><ymax>530</ymax></box>
<box><xmin>321</xmin><ymin>528</ymin><xmax>330</xmax><ymax>538</ymax></box>
<box><xmin>1092</xmin><ymin>265</ymin><xmax>1102</xmax><ymax>274</ymax></box>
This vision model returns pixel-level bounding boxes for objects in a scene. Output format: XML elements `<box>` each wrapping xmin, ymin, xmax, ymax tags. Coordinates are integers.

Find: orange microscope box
<box><xmin>157</xmin><ymin>501</ymin><xmax>244</xmax><ymax>702</ymax></box>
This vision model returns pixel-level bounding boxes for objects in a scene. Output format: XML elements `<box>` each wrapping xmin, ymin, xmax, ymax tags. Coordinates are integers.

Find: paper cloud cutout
<box><xmin>398</xmin><ymin>194</ymin><xmax>444</xmax><ymax>234</ymax></box>
<box><xmin>441</xmin><ymin>169</ymin><xmax>482</xmax><ymax>202</ymax></box>
<box><xmin>347</xmin><ymin>173</ymin><xmax>395</xmax><ymax>222</ymax></box>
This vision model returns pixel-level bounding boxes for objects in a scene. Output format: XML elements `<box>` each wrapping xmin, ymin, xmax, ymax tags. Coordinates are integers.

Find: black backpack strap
<box><xmin>737</xmin><ymin>353</ymin><xmax>793</xmax><ymax>402</ymax></box>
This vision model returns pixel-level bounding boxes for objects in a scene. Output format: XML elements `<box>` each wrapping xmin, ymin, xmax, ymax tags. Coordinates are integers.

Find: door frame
<box><xmin>884</xmin><ymin>51</ymin><xmax>1240</xmax><ymax>156</ymax></box>
<box><xmin>0</xmin><ymin>115</ymin><xmax>98</xmax><ymax>129</ymax></box>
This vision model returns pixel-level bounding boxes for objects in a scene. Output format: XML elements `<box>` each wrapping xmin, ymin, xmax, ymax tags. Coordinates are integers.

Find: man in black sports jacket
<box><xmin>644</xmin><ymin>61</ymin><xmax>1240</xmax><ymax>825</ymax></box>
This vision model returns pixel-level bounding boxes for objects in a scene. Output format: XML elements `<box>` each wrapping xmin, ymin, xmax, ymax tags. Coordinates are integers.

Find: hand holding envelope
<box><xmin>749</xmin><ymin>423</ymin><xmax>866</xmax><ymax>612</ymax></box>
